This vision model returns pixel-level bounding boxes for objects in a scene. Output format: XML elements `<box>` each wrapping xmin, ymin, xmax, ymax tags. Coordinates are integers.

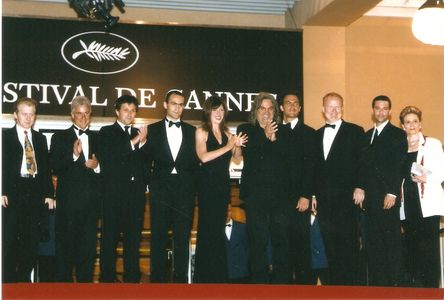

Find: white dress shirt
<box><xmin>323</xmin><ymin>119</ymin><xmax>342</xmax><ymax>160</ymax></box>
<box><xmin>165</xmin><ymin>118</ymin><xmax>182</xmax><ymax>174</ymax></box>
<box><xmin>73</xmin><ymin>126</ymin><xmax>90</xmax><ymax>162</ymax></box>
<box><xmin>225</xmin><ymin>219</ymin><xmax>233</xmax><ymax>240</ymax></box>
<box><xmin>16</xmin><ymin>125</ymin><xmax>38</xmax><ymax>175</ymax></box>
<box><xmin>283</xmin><ymin>118</ymin><xmax>299</xmax><ymax>130</ymax></box>
<box><xmin>370</xmin><ymin>120</ymin><xmax>389</xmax><ymax>144</ymax></box>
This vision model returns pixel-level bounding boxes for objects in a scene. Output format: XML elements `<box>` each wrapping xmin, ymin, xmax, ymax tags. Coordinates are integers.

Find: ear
<box><xmin>401</xmin><ymin>123</ymin><xmax>406</xmax><ymax>130</ymax></box>
<box><xmin>163</xmin><ymin>101</ymin><xmax>168</xmax><ymax>110</ymax></box>
<box><xmin>13</xmin><ymin>112</ymin><xmax>18</xmax><ymax>120</ymax></box>
<box><xmin>279</xmin><ymin>105</ymin><xmax>284</xmax><ymax>112</ymax></box>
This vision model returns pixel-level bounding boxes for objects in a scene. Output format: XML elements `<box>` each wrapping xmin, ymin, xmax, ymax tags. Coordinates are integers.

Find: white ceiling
<box><xmin>32</xmin><ymin>0</ymin><xmax>425</xmax><ymax>17</ymax></box>
<box><xmin>366</xmin><ymin>0</ymin><xmax>425</xmax><ymax>17</ymax></box>
<box><xmin>34</xmin><ymin>0</ymin><xmax>299</xmax><ymax>14</ymax></box>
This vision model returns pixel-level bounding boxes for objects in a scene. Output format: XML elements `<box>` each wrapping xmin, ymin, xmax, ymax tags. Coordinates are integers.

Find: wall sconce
<box><xmin>412</xmin><ymin>0</ymin><xmax>444</xmax><ymax>46</ymax></box>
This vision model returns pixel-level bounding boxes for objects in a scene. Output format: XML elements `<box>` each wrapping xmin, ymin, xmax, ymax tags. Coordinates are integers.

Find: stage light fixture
<box><xmin>69</xmin><ymin>0</ymin><xmax>125</xmax><ymax>30</ymax></box>
<box><xmin>412</xmin><ymin>0</ymin><xmax>444</xmax><ymax>46</ymax></box>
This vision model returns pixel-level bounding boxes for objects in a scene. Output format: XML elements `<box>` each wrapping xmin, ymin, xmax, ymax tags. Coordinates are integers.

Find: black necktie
<box><xmin>226</xmin><ymin>224</ymin><xmax>232</xmax><ymax>227</ymax></box>
<box><xmin>372</xmin><ymin>129</ymin><xmax>379</xmax><ymax>144</ymax></box>
<box><xmin>124</xmin><ymin>125</ymin><xmax>131</xmax><ymax>136</ymax></box>
<box><xmin>168</xmin><ymin>120</ymin><xmax>181</xmax><ymax>128</ymax></box>
<box><xmin>325</xmin><ymin>123</ymin><xmax>336</xmax><ymax>129</ymax></box>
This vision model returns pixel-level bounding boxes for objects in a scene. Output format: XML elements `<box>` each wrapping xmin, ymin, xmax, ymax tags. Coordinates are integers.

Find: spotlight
<box><xmin>69</xmin><ymin>0</ymin><xmax>125</xmax><ymax>30</ymax></box>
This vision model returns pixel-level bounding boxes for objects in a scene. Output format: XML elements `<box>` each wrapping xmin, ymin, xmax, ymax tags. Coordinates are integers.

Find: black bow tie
<box><xmin>75</xmin><ymin>127</ymin><xmax>89</xmax><ymax>136</ymax></box>
<box><xmin>226</xmin><ymin>224</ymin><xmax>232</xmax><ymax>227</ymax></box>
<box><xmin>325</xmin><ymin>123</ymin><xmax>336</xmax><ymax>129</ymax></box>
<box><xmin>168</xmin><ymin>120</ymin><xmax>181</xmax><ymax>128</ymax></box>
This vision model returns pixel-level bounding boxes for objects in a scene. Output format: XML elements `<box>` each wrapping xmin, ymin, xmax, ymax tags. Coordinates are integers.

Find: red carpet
<box><xmin>3</xmin><ymin>283</ymin><xmax>444</xmax><ymax>300</ymax></box>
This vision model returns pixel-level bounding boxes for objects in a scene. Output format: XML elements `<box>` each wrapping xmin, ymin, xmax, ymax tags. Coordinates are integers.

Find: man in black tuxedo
<box><xmin>97</xmin><ymin>95</ymin><xmax>148</xmax><ymax>283</ymax></box>
<box><xmin>314</xmin><ymin>92</ymin><xmax>366</xmax><ymax>285</ymax></box>
<box><xmin>237</xmin><ymin>92</ymin><xmax>290</xmax><ymax>284</ymax></box>
<box><xmin>279</xmin><ymin>92</ymin><xmax>317</xmax><ymax>284</ymax></box>
<box><xmin>142</xmin><ymin>90</ymin><xmax>198</xmax><ymax>283</ymax></box>
<box><xmin>49</xmin><ymin>96</ymin><xmax>99</xmax><ymax>282</ymax></box>
<box><xmin>2</xmin><ymin>97</ymin><xmax>55</xmax><ymax>282</ymax></box>
<box><xmin>360</xmin><ymin>95</ymin><xmax>407</xmax><ymax>286</ymax></box>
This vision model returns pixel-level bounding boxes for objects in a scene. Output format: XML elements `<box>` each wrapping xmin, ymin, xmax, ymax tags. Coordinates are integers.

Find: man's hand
<box><xmin>411</xmin><ymin>174</ymin><xmax>427</xmax><ymax>184</ymax></box>
<box><xmin>383</xmin><ymin>194</ymin><xmax>396</xmax><ymax>210</ymax></box>
<box><xmin>45</xmin><ymin>198</ymin><xmax>56</xmax><ymax>210</ymax></box>
<box><xmin>296</xmin><ymin>197</ymin><xmax>310</xmax><ymax>212</ymax></box>
<box><xmin>264</xmin><ymin>121</ymin><xmax>278</xmax><ymax>142</ymax></box>
<box><xmin>353</xmin><ymin>188</ymin><xmax>365</xmax><ymax>208</ymax></box>
<box><xmin>73</xmin><ymin>139</ymin><xmax>82</xmax><ymax>157</ymax></box>
<box><xmin>131</xmin><ymin>125</ymin><xmax>148</xmax><ymax>145</ymax></box>
<box><xmin>2</xmin><ymin>195</ymin><xmax>8</xmax><ymax>208</ymax></box>
<box><xmin>85</xmin><ymin>153</ymin><xmax>98</xmax><ymax>169</ymax></box>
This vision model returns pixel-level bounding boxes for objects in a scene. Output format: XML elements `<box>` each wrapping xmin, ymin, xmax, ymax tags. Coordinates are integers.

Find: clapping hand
<box><xmin>264</xmin><ymin>120</ymin><xmax>278</xmax><ymax>141</ymax></box>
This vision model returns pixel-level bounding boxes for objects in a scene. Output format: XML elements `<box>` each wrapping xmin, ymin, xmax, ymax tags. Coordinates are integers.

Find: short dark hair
<box><xmin>165</xmin><ymin>90</ymin><xmax>184</xmax><ymax>103</ymax></box>
<box><xmin>372</xmin><ymin>95</ymin><xmax>392</xmax><ymax>109</ymax></box>
<box><xmin>201</xmin><ymin>95</ymin><xmax>228</xmax><ymax>133</ymax></box>
<box><xmin>14</xmin><ymin>97</ymin><xmax>38</xmax><ymax>113</ymax></box>
<box><xmin>115</xmin><ymin>95</ymin><xmax>139</xmax><ymax>111</ymax></box>
<box><xmin>278</xmin><ymin>90</ymin><xmax>301</xmax><ymax>106</ymax></box>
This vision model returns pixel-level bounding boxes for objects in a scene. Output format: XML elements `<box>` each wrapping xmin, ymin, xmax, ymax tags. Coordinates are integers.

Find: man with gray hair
<box><xmin>49</xmin><ymin>96</ymin><xmax>100</xmax><ymax>282</ymax></box>
<box><xmin>236</xmin><ymin>92</ymin><xmax>290</xmax><ymax>284</ymax></box>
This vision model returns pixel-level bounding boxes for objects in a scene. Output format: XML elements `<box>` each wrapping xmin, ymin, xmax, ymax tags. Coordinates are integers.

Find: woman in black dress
<box><xmin>193</xmin><ymin>96</ymin><xmax>246</xmax><ymax>283</ymax></box>
<box><xmin>399</xmin><ymin>106</ymin><xmax>444</xmax><ymax>287</ymax></box>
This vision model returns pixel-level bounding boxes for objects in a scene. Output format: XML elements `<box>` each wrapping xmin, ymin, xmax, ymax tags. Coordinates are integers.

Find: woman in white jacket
<box><xmin>399</xmin><ymin>106</ymin><xmax>444</xmax><ymax>287</ymax></box>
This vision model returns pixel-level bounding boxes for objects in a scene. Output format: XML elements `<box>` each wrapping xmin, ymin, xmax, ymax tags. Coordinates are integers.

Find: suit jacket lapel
<box><xmin>12</xmin><ymin>126</ymin><xmax>24</xmax><ymax>166</ymax></box>
<box><xmin>325</xmin><ymin>121</ymin><xmax>345</xmax><ymax>161</ymax></box>
<box><xmin>161</xmin><ymin>120</ymin><xmax>175</xmax><ymax>162</ymax></box>
<box><xmin>176</xmin><ymin>123</ymin><xmax>186</xmax><ymax>162</ymax></box>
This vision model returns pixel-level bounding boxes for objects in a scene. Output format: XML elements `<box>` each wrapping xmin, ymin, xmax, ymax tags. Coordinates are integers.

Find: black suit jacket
<box><xmin>49</xmin><ymin>125</ymin><xmax>99</xmax><ymax>212</ymax></box>
<box><xmin>361</xmin><ymin>122</ymin><xmax>407</xmax><ymax>209</ymax></box>
<box><xmin>225</xmin><ymin>220</ymin><xmax>249</xmax><ymax>279</ymax></box>
<box><xmin>142</xmin><ymin>119</ymin><xmax>198</xmax><ymax>197</ymax></box>
<box><xmin>2</xmin><ymin>126</ymin><xmax>53</xmax><ymax>203</ymax></box>
<box><xmin>97</xmin><ymin>122</ymin><xmax>147</xmax><ymax>203</ymax></box>
<box><xmin>281</xmin><ymin>121</ymin><xmax>317</xmax><ymax>204</ymax></box>
<box><xmin>237</xmin><ymin>122</ymin><xmax>288</xmax><ymax>204</ymax></box>
<box><xmin>315</xmin><ymin>121</ymin><xmax>366</xmax><ymax>212</ymax></box>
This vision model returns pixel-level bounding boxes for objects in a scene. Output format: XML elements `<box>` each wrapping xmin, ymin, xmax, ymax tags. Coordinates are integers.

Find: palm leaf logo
<box><xmin>72</xmin><ymin>40</ymin><xmax>130</xmax><ymax>61</ymax></box>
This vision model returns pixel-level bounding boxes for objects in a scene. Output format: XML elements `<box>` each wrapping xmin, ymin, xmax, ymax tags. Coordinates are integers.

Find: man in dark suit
<box><xmin>2</xmin><ymin>97</ymin><xmax>55</xmax><ymax>283</ymax></box>
<box><xmin>97</xmin><ymin>95</ymin><xmax>148</xmax><ymax>283</ymax></box>
<box><xmin>225</xmin><ymin>204</ymin><xmax>249</xmax><ymax>283</ymax></box>
<box><xmin>314</xmin><ymin>92</ymin><xmax>366</xmax><ymax>285</ymax></box>
<box><xmin>237</xmin><ymin>92</ymin><xmax>290</xmax><ymax>284</ymax></box>
<box><xmin>142</xmin><ymin>90</ymin><xmax>198</xmax><ymax>283</ymax></box>
<box><xmin>360</xmin><ymin>95</ymin><xmax>407</xmax><ymax>286</ymax></box>
<box><xmin>49</xmin><ymin>96</ymin><xmax>99</xmax><ymax>282</ymax></box>
<box><xmin>279</xmin><ymin>91</ymin><xmax>317</xmax><ymax>284</ymax></box>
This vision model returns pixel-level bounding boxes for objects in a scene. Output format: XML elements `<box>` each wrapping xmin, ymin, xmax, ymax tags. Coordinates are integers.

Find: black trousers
<box><xmin>56</xmin><ymin>205</ymin><xmax>98</xmax><ymax>282</ymax></box>
<box><xmin>100</xmin><ymin>182</ymin><xmax>145</xmax><ymax>283</ymax></box>
<box><xmin>2</xmin><ymin>178</ymin><xmax>47</xmax><ymax>283</ymax></box>
<box><xmin>245</xmin><ymin>197</ymin><xmax>290</xmax><ymax>284</ymax></box>
<box><xmin>149</xmin><ymin>177</ymin><xmax>195</xmax><ymax>283</ymax></box>
<box><xmin>403</xmin><ymin>215</ymin><xmax>440</xmax><ymax>288</ymax></box>
<box><xmin>366</xmin><ymin>207</ymin><xmax>403</xmax><ymax>286</ymax></box>
<box><xmin>288</xmin><ymin>209</ymin><xmax>313</xmax><ymax>284</ymax></box>
<box><xmin>317</xmin><ymin>207</ymin><xmax>359</xmax><ymax>286</ymax></box>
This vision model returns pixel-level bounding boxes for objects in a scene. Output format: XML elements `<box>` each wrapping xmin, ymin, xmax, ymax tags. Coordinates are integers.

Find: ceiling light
<box><xmin>412</xmin><ymin>0</ymin><xmax>444</xmax><ymax>46</ymax></box>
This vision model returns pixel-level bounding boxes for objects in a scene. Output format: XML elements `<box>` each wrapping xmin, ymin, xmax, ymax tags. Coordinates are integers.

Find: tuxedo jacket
<box><xmin>142</xmin><ymin>119</ymin><xmax>198</xmax><ymax>198</ymax></box>
<box><xmin>225</xmin><ymin>220</ymin><xmax>249</xmax><ymax>279</ymax></box>
<box><xmin>236</xmin><ymin>122</ymin><xmax>289</xmax><ymax>204</ymax></box>
<box><xmin>97</xmin><ymin>122</ymin><xmax>147</xmax><ymax>203</ymax></box>
<box><xmin>281</xmin><ymin>121</ymin><xmax>317</xmax><ymax>204</ymax></box>
<box><xmin>2</xmin><ymin>126</ymin><xmax>53</xmax><ymax>203</ymax></box>
<box><xmin>49</xmin><ymin>125</ymin><xmax>99</xmax><ymax>212</ymax></box>
<box><xmin>315</xmin><ymin>121</ymin><xmax>366</xmax><ymax>212</ymax></box>
<box><xmin>361</xmin><ymin>122</ymin><xmax>407</xmax><ymax>209</ymax></box>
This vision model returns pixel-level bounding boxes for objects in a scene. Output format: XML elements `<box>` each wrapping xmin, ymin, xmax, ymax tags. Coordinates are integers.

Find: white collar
<box><xmin>283</xmin><ymin>118</ymin><xmax>299</xmax><ymax>129</ymax></box>
<box><xmin>374</xmin><ymin>120</ymin><xmax>389</xmax><ymax>134</ymax></box>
